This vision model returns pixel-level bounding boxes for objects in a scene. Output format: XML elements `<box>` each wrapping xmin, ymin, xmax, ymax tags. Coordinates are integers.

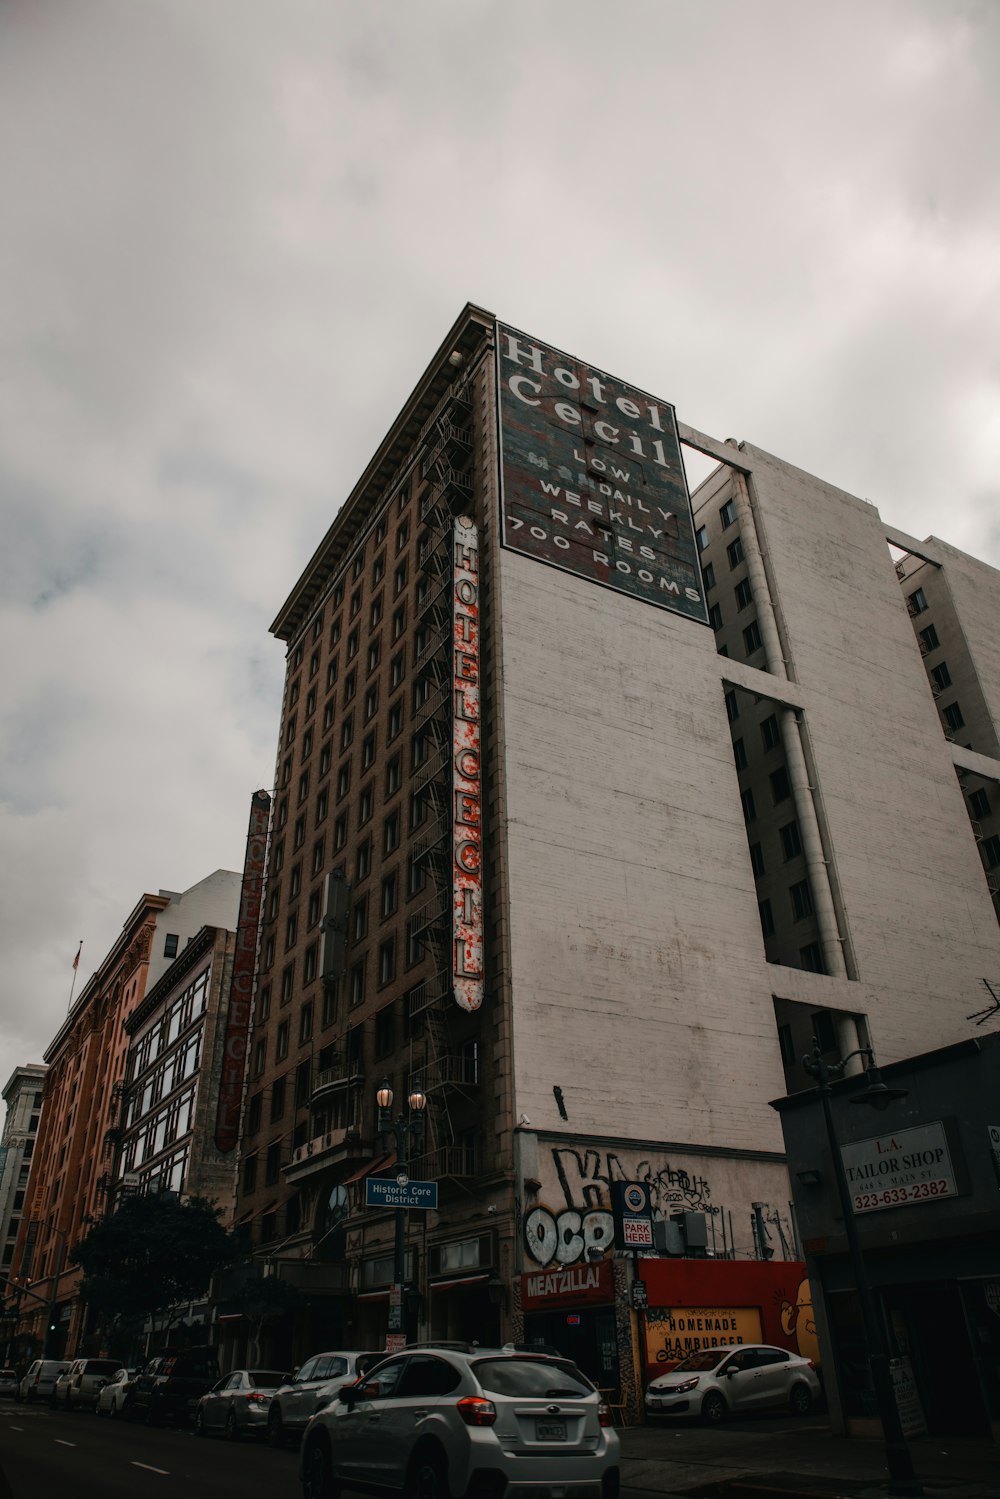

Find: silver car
<box><xmin>0</xmin><ymin>1369</ymin><xmax>18</xmax><ymax>1399</ymax></box>
<box><xmin>18</xmin><ymin>1359</ymin><xmax>71</xmax><ymax>1403</ymax></box>
<box><xmin>300</xmin><ymin>1346</ymin><xmax>620</xmax><ymax>1499</ymax></box>
<box><xmin>195</xmin><ymin>1369</ymin><xmax>289</xmax><ymax>1439</ymax></box>
<box><xmin>59</xmin><ymin>1357</ymin><xmax>122</xmax><ymax>1409</ymax></box>
<box><xmin>268</xmin><ymin>1350</ymin><xmax>383</xmax><ymax>1447</ymax></box>
<box><xmin>95</xmin><ymin>1368</ymin><xmax>136</xmax><ymax>1416</ymax></box>
<box><xmin>644</xmin><ymin>1343</ymin><xmax>821</xmax><ymax>1424</ymax></box>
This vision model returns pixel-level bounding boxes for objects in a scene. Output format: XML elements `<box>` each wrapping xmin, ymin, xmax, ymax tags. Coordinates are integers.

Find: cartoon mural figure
<box><xmin>780</xmin><ymin>1277</ymin><xmax>820</xmax><ymax>1364</ymax></box>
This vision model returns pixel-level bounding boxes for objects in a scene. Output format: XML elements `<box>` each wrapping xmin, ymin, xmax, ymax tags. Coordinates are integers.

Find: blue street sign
<box><xmin>365</xmin><ymin>1178</ymin><xmax>438</xmax><ymax>1211</ymax></box>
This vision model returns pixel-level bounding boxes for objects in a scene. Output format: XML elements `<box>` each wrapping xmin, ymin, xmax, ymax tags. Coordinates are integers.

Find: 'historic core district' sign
<box><xmin>496</xmin><ymin>323</ymin><xmax>707</xmax><ymax>624</ymax></box>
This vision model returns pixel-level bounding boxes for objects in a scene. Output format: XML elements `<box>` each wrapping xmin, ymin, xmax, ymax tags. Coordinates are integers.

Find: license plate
<box><xmin>536</xmin><ymin>1420</ymin><xmax>566</xmax><ymax>1441</ymax></box>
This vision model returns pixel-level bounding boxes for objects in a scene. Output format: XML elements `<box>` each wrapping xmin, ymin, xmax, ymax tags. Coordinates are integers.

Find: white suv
<box><xmin>299</xmin><ymin>1346</ymin><xmax>620</xmax><ymax>1499</ymax></box>
<box><xmin>268</xmin><ymin>1350</ymin><xmax>384</xmax><ymax>1446</ymax></box>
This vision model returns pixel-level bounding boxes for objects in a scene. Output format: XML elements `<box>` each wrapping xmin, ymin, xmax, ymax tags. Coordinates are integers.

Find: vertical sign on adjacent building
<box><xmin>453</xmin><ymin>515</ymin><xmax>484</xmax><ymax>1012</ymax></box>
<box><xmin>496</xmin><ymin>322</ymin><xmax>707</xmax><ymax>623</ymax></box>
<box><xmin>214</xmin><ymin>789</ymin><xmax>271</xmax><ymax>1152</ymax></box>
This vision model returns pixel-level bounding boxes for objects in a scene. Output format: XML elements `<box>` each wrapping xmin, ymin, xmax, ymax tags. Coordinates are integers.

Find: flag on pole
<box><xmin>72</xmin><ymin>941</ymin><xmax>82</xmax><ymax>972</ymax></box>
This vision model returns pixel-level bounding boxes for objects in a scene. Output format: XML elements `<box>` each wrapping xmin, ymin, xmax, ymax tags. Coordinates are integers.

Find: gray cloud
<box><xmin>1</xmin><ymin>0</ymin><xmax>998</xmax><ymax>1084</ymax></box>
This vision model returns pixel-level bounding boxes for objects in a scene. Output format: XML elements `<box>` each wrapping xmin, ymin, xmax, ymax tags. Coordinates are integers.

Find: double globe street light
<box><xmin>376</xmin><ymin>1078</ymin><xmax>427</xmax><ymax>1318</ymax></box>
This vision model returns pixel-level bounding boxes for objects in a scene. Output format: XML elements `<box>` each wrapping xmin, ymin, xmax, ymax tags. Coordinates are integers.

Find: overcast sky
<box><xmin>2</xmin><ymin>0</ymin><xmax>998</xmax><ymax>1095</ymax></box>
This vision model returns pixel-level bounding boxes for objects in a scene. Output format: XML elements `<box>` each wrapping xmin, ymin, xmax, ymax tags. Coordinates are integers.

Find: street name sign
<box><xmin>365</xmin><ymin>1178</ymin><xmax>438</xmax><ymax>1210</ymax></box>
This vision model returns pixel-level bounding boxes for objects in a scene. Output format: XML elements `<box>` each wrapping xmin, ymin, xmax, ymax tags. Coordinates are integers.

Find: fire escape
<box><xmin>96</xmin><ymin>1079</ymin><xmax>127</xmax><ymax>1213</ymax></box>
<box><xmin>406</xmin><ymin>386</ymin><xmax>481</xmax><ymax>1183</ymax></box>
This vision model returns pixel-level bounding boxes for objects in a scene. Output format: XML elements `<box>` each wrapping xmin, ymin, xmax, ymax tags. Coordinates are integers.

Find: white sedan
<box><xmin>645</xmin><ymin>1344</ymin><xmax>821</xmax><ymax>1424</ymax></box>
<box><xmin>95</xmin><ymin>1368</ymin><xmax>136</xmax><ymax>1417</ymax></box>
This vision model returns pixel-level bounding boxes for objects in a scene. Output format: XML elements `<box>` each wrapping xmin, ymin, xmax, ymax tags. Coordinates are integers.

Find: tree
<box><xmin>73</xmin><ymin>1194</ymin><xmax>236</xmax><ymax>1339</ymax></box>
<box><xmin>220</xmin><ymin>1273</ymin><xmax>300</xmax><ymax>1364</ymax></box>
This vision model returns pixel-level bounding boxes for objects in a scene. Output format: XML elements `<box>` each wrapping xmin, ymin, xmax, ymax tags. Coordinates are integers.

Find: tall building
<box><xmin>10</xmin><ymin>871</ymin><xmax>240</xmax><ymax>1359</ymax></box>
<box><xmin>0</xmin><ymin>1065</ymin><xmax>46</xmax><ymax>1277</ymax></box>
<box><xmin>234</xmin><ymin>305</ymin><xmax>1000</xmax><ymax>1400</ymax></box>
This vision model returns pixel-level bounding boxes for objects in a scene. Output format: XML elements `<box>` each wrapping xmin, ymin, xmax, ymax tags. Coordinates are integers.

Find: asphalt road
<box><xmin>0</xmin><ymin>1397</ymin><xmax>833</xmax><ymax>1499</ymax></box>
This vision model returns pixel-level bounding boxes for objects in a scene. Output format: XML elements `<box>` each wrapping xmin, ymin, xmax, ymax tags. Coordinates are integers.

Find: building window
<box><xmin>247</xmin><ymin>1093</ymin><xmax>262</xmax><ymax>1134</ymax></box>
<box><xmin>708</xmin><ymin>602</ymin><xmax>723</xmax><ymax>630</ymax></box>
<box><xmin>340</xmin><ymin>714</ymin><xmax>354</xmax><ymax>752</ymax></box>
<box><xmin>356</xmin><ymin>838</ymin><xmax>372</xmax><ymax>881</ymax></box>
<box><xmin>370</xmin><ymin>591</ymin><xmax>383</xmax><ymax>626</ymax></box>
<box><xmin>343</xmin><ymin>669</ymin><xmax>356</xmax><ymax>703</ymax></box>
<box><xmin>322</xmin><ymin>981</ymin><xmax>339</xmax><ymax>1028</ymax></box>
<box><xmin>303</xmin><ymin>942</ymin><xmax>318</xmax><ymax>984</ymax></box>
<box><xmin>388</xmin><ymin>698</ymin><xmax>404</xmax><ymax>739</ymax></box>
<box><xmin>386</xmin><ymin>753</ymin><xmax>402</xmax><ymax>796</ymax></box>
<box><xmin>727</xmin><ymin>536</ymin><xmax>744</xmax><ymax>569</ymax></box>
<box><xmin>276</xmin><ymin>1021</ymin><xmax>290</xmax><ymax>1061</ymax></box>
<box><xmin>376</xmin><ymin>515</ymin><xmax>388</xmax><ymax>543</ymax></box>
<box><xmin>270</xmin><ymin>1077</ymin><xmax>285</xmax><ymax>1123</ymax></box>
<box><xmin>724</xmin><ymin>690</ymin><xmax>739</xmax><ymax>723</ymax></box>
<box><xmin>295</xmin><ymin>1059</ymin><xmax>311</xmax><ymax>1109</ymax></box>
<box><xmin>749</xmin><ymin>841</ymin><xmax>765</xmax><ymax>877</ymax></box>
<box><xmin>701</xmin><ymin>560</ymin><xmax>715</xmax><ymax>592</ymax></box>
<box><xmin>759</xmin><ymin>898</ymin><xmax>774</xmax><ymax>937</ymax></box>
<box><xmin>408</xmin><ymin>851</ymin><xmax>427</xmax><ymax>897</ymax></box>
<box><xmin>969</xmin><ymin>787</ymin><xmax>991</xmax><ymax>819</ymax></box>
<box><xmin>375</xmin><ymin>1004</ymin><xmax>394</xmax><ymax>1057</ymax></box>
<box><xmin>734</xmin><ymin>577</ymin><xmax>753</xmax><ymax>611</ymax></box>
<box><xmin>942</xmin><ymin>702</ymin><xmax>965</xmax><ymax>732</ymax></box>
<box><xmin>908</xmin><ymin>587</ymin><xmax>928</xmax><ymax>615</ymax></box>
<box><xmin>778</xmin><ymin>1024</ymin><xmax>794</xmax><ymax>1067</ymax></box>
<box><xmin>312</xmin><ymin>837</ymin><xmax>325</xmax><ymax>875</ymax></box>
<box><xmin>384</xmin><ymin>809</ymin><xmax>400</xmax><ymax>854</ymax></box>
<box><xmin>394</xmin><ymin>559</ymin><xmax>408</xmax><ymax>595</ymax></box>
<box><xmin>350</xmin><ymin>960</ymin><xmax>366</xmax><ymax>1008</ymax></box>
<box><xmin>719</xmin><ymin>498</ymin><xmax>736</xmax><ymax>529</ymax></box>
<box><xmin>367</xmin><ymin>639</ymin><xmax>381</xmax><ymax>674</ymax></box>
<box><xmin>695</xmin><ymin>525</ymin><xmax>708</xmax><ymax>552</ymax></box>
<box><xmin>326</xmin><ymin>658</ymin><xmax>338</xmax><ymax>690</ymax></box>
<box><xmin>293</xmin><ymin>815</ymin><xmax>305</xmax><ymax>850</ymax></box>
<box><xmin>378</xmin><ymin>939</ymin><xmax>395</xmax><ymax>987</ymax></box>
<box><xmin>761</xmin><ymin>713</ymin><xmax>780</xmax><ymax>751</ymax></box>
<box><xmin>743</xmin><ymin>619</ymin><xmax>762</xmax><ymax>656</ymax></box>
<box><xmin>253</xmin><ymin>1038</ymin><xmax>267</xmax><ymax>1077</ymax></box>
<box><xmin>390</xmin><ymin>650</ymin><xmax>405</xmax><ymax>688</ymax></box>
<box><xmin>780</xmin><ymin>820</ymin><xmax>802</xmax><ymax>860</ymax></box>
<box><xmin>299</xmin><ymin>1002</ymin><xmax>313</xmax><ymax>1044</ymax></box>
<box><xmin>305</xmin><ymin>686</ymin><xmax>316</xmax><ymax>718</ymax></box>
<box><xmin>769</xmin><ymin>766</ymin><xmax>791</xmax><ymax>804</ymax></box>
<box><xmin>919</xmin><ymin>623</ymin><xmax>939</xmax><ymax>652</ymax></box>
<box><xmin>931</xmin><ymin>662</ymin><xmax>951</xmax><ymax>691</ymax></box>
<box><xmin>982</xmin><ymin>834</ymin><xmax>1000</xmax><ymax>870</ymax></box>
<box><xmin>406</xmin><ymin>917</ymin><xmax>424</xmax><ymax>967</ymax></box>
<box><xmin>365</xmin><ymin>684</ymin><xmax>379</xmax><ymax>720</ymax></box>
<box><xmin>242</xmin><ymin>1155</ymin><xmax>257</xmax><ymax>1193</ymax></box>
<box><xmin>265</xmin><ymin>1143</ymin><xmax>281</xmax><ymax>1186</ymax></box>
<box><xmin>337</xmin><ymin>763</ymin><xmax>351</xmax><ymax>800</ymax></box>
<box><xmin>392</xmin><ymin>604</ymin><xmax>406</xmax><ymax>640</ymax></box>
<box><xmin>800</xmin><ymin>943</ymin><xmax>825</xmax><ymax>974</ymax></box>
<box><xmin>323</xmin><ymin>699</ymin><xmax>335</xmax><ymax>730</ymax></box>
<box><xmin>733</xmin><ymin>737</ymin><xmax>747</xmax><ymax>771</ymax></box>
<box><xmin>362</xmin><ymin>732</ymin><xmax>376</xmax><ymax>770</ymax></box>
<box><xmin>163</xmin><ymin>933</ymin><xmax>179</xmax><ymax>959</ymax></box>
<box><xmin>353</xmin><ymin>896</ymin><xmax>368</xmax><ymax>943</ymax></box>
<box><xmin>396</xmin><ymin>520</ymin><xmax>409</xmax><ymax>554</ymax></box>
<box><xmin>285</xmin><ymin>912</ymin><xmax>297</xmax><ymax>949</ymax></box>
<box><xmin>741</xmin><ymin>787</ymin><xmax>756</xmax><ymax>822</ymax></box>
<box><xmin>334</xmin><ymin>813</ymin><xmax>348</xmax><ymax>851</ymax></box>
<box><xmin>359</xmin><ymin>784</ymin><xmax>374</xmax><ymax>824</ymax></box>
<box><xmin>257</xmin><ymin>983</ymin><xmax>271</xmax><ymax>1022</ymax></box>
<box><xmin>381</xmin><ymin>871</ymin><xmax>398</xmax><ymax>918</ymax></box>
<box><xmin>790</xmin><ymin>880</ymin><xmax>813</xmax><ymax>921</ymax></box>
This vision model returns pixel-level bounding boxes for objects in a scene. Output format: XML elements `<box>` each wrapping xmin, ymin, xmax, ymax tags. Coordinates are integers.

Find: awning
<box><xmin>357</xmin><ymin>1288</ymin><xmax>391</xmax><ymax>1302</ymax></box>
<box><xmin>429</xmin><ymin>1273</ymin><xmax>489</xmax><ymax>1293</ymax></box>
<box><xmin>342</xmin><ymin>1151</ymin><xmax>396</xmax><ymax>1186</ymax></box>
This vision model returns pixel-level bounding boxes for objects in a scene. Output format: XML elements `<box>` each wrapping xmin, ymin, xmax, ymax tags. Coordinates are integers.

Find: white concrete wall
<box><xmin>149</xmin><ymin>869</ymin><xmax>240</xmax><ymax>986</ymax></box>
<box><xmin>496</xmin><ymin>546</ymin><xmax>790</xmax><ymax>1153</ymax></box>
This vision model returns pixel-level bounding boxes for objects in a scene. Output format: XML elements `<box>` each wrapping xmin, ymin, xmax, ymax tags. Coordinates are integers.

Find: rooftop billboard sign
<box><xmin>496</xmin><ymin>323</ymin><xmax>707</xmax><ymax>623</ymax></box>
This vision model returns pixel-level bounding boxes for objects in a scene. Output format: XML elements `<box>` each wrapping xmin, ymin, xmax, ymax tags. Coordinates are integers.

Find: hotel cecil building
<box><xmin>233</xmin><ymin>305</ymin><xmax>1000</xmax><ymax>1411</ymax></box>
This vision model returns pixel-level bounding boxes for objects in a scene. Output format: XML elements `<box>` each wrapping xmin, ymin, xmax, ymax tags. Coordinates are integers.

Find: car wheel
<box><xmin>405</xmin><ymin>1452</ymin><xmax>450</xmax><ymax>1499</ymax></box>
<box><xmin>701</xmin><ymin>1391</ymin><xmax>727</xmax><ymax>1426</ymax></box>
<box><xmin>225</xmin><ymin>1410</ymin><xmax>240</xmax><ymax>1442</ymax></box>
<box><xmin>301</xmin><ymin>1434</ymin><xmax>339</xmax><ymax>1499</ymax></box>
<box><xmin>266</xmin><ymin>1406</ymin><xmax>285</xmax><ymax>1448</ymax></box>
<box><xmin>194</xmin><ymin>1407</ymin><xmax>206</xmax><ymax>1436</ymax></box>
<box><xmin>789</xmin><ymin>1382</ymin><xmax>813</xmax><ymax>1416</ymax></box>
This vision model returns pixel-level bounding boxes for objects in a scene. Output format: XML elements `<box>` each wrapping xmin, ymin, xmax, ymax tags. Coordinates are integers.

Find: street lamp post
<box><xmin>376</xmin><ymin>1078</ymin><xmax>426</xmax><ymax>1333</ymax></box>
<box><xmin>44</xmin><ymin>1226</ymin><xmax>70</xmax><ymax>1358</ymax></box>
<box><xmin>801</xmin><ymin>1042</ymin><xmax>922</xmax><ymax>1498</ymax></box>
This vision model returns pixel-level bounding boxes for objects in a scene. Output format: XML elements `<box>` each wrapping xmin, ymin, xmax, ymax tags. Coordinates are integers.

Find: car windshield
<box><xmin>473</xmin><ymin>1358</ymin><xmax>593</xmax><ymax>1398</ymax></box>
<box><xmin>672</xmin><ymin>1349</ymin><xmax>728</xmax><ymax>1372</ymax></box>
<box><xmin>249</xmin><ymin>1371</ymin><xmax>287</xmax><ymax>1387</ymax></box>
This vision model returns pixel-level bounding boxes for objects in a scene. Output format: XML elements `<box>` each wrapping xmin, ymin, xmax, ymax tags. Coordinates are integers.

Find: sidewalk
<box><xmin>617</xmin><ymin>1418</ymin><xmax>1000</xmax><ymax>1498</ymax></box>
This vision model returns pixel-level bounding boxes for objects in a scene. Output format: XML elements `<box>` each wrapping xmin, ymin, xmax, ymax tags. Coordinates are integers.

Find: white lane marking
<box><xmin>55</xmin><ymin>1438</ymin><xmax>76</xmax><ymax>1446</ymax></box>
<box><xmin>131</xmin><ymin>1462</ymin><xmax>170</xmax><ymax>1475</ymax></box>
<box><xmin>9</xmin><ymin>1424</ymin><xmax>23</xmax><ymax>1431</ymax></box>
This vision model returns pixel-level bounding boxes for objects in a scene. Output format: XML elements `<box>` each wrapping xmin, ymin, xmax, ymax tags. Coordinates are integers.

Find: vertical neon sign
<box><xmin>452</xmin><ymin>515</ymin><xmax>483</xmax><ymax>1012</ymax></box>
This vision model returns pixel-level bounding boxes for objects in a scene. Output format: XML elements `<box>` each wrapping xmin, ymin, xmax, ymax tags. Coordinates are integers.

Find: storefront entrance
<box><xmin>522</xmin><ymin>1307</ymin><xmax>619</xmax><ymax>1392</ymax></box>
<box><xmin>884</xmin><ymin>1281</ymin><xmax>991</xmax><ymax>1438</ymax></box>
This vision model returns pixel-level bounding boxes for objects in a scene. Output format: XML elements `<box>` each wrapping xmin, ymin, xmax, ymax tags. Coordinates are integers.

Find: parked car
<box><xmin>57</xmin><ymin>1357</ymin><xmax>122</xmax><ymax>1410</ymax></box>
<box><xmin>299</xmin><ymin>1346</ymin><xmax>620</xmax><ymax>1499</ymax></box>
<box><xmin>268</xmin><ymin>1350</ymin><xmax>383</xmax><ymax>1447</ymax></box>
<box><xmin>52</xmin><ymin>1367</ymin><xmax>75</xmax><ymax>1406</ymax></box>
<box><xmin>644</xmin><ymin>1344</ymin><xmax>821</xmax><ymax>1424</ymax></box>
<box><xmin>95</xmin><ymin>1367</ymin><xmax>137</xmax><ymax>1417</ymax></box>
<box><xmin>124</xmin><ymin>1345</ymin><xmax>220</xmax><ymax>1426</ymax></box>
<box><xmin>0</xmin><ymin>1369</ymin><xmax>19</xmax><ymax>1398</ymax></box>
<box><xmin>18</xmin><ymin>1359</ymin><xmax>71</xmax><ymax>1404</ymax></box>
<box><xmin>195</xmin><ymin>1369</ymin><xmax>289</xmax><ymax>1439</ymax></box>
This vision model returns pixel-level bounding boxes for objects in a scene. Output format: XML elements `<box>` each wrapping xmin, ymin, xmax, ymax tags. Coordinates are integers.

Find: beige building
<box><xmin>233</xmin><ymin>306</ymin><xmax>1000</xmax><ymax>1399</ymax></box>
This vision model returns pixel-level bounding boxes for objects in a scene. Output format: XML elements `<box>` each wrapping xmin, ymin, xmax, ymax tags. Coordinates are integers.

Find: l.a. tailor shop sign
<box><xmin>841</xmin><ymin>1121</ymin><xmax>959</xmax><ymax>1215</ymax></box>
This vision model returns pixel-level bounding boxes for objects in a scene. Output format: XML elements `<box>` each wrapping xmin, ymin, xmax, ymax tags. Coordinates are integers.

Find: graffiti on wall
<box><xmin>523</xmin><ymin>1147</ymin><xmax>716</xmax><ymax>1267</ymax></box>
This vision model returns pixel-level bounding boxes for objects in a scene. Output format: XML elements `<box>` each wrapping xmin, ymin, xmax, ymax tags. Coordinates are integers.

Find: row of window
<box><xmin>127</xmin><ymin>1034</ymin><xmax>201</xmax><ymax>1123</ymax></box>
<box><xmin>128</xmin><ymin>968</ymin><xmax>209</xmax><ymax>1082</ymax></box>
<box><xmin>748</xmin><ymin>819</ymin><xmax>802</xmax><ymax>875</ymax></box>
<box><xmin>122</xmin><ymin>1085</ymin><xmax>196</xmax><ymax>1169</ymax></box>
<box><xmin>739</xmin><ymin>765</ymin><xmax>791</xmax><ymax>822</ymax></box>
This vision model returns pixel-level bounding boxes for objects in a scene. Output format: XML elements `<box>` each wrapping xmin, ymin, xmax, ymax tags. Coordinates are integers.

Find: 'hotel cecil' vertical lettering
<box><xmin>496</xmin><ymin>322</ymin><xmax>707</xmax><ymax>624</ymax></box>
<box><xmin>453</xmin><ymin>516</ymin><xmax>484</xmax><ymax>1012</ymax></box>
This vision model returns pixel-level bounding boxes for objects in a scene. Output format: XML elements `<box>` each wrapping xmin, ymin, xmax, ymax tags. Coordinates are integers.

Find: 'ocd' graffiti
<box><xmin>524</xmin><ymin>1205</ymin><xmax>614</xmax><ymax>1267</ymax></box>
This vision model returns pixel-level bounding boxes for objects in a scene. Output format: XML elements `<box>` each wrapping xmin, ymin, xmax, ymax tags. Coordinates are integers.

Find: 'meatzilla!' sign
<box><xmin>496</xmin><ymin>324</ymin><xmax>707</xmax><ymax>623</ymax></box>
